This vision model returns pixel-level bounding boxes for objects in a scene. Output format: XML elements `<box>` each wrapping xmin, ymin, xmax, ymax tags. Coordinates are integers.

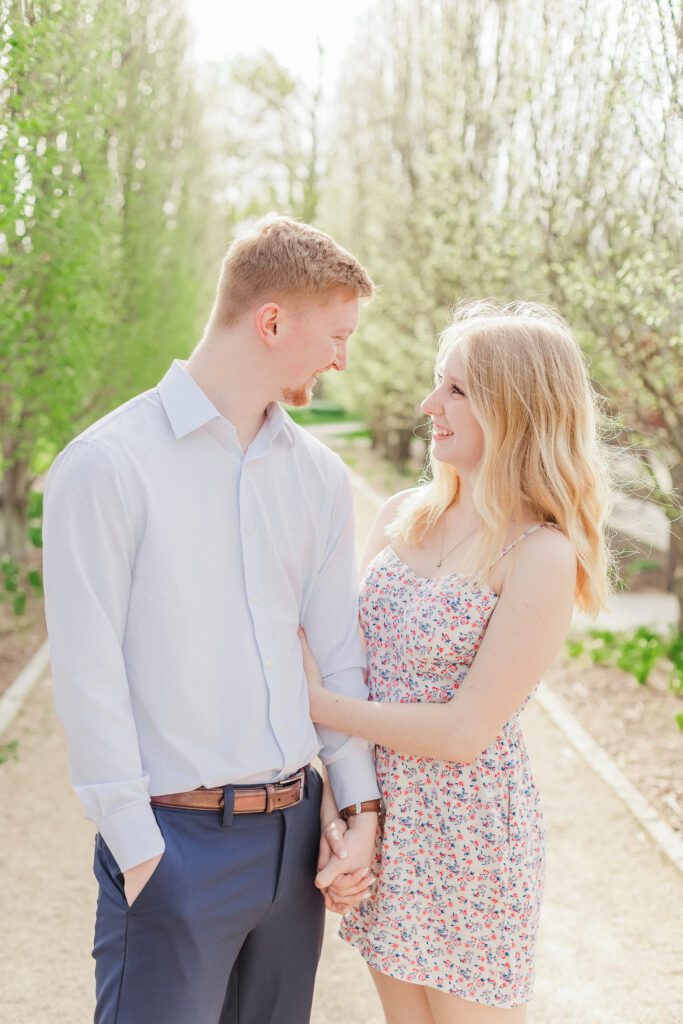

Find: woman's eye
<box><xmin>451</xmin><ymin>384</ymin><xmax>464</xmax><ymax>396</ymax></box>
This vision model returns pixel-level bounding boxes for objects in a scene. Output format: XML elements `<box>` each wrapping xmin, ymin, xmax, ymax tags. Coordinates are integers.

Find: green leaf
<box><xmin>28</xmin><ymin>526</ymin><xmax>43</xmax><ymax>549</ymax></box>
<box><xmin>26</xmin><ymin>569</ymin><xmax>43</xmax><ymax>594</ymax></box>
<box><xmin>27</xmin><ymin>490</ymin><xmax>43</xmax><ymax>520</ymax></box>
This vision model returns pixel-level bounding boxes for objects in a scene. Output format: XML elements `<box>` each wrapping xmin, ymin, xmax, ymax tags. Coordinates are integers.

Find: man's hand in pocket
<box><xmin>123</xmin><ymin>853</ymin><xmax>163</xmax><ymax>907</ymax></box>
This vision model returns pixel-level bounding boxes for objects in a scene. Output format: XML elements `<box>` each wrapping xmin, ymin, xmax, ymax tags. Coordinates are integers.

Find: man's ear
<box><xmin>255</xmin><ymin>302</ymin><xmax>281</xmax><ymax>347</ymax></box>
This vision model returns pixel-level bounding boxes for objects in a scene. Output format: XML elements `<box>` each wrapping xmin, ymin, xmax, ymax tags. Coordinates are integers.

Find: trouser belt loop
<box><xmin>303</xmin><ymin>765</ymin><xmax>311</xmax><ymax>800</ymax></box>
<box><xmin>221</xmin><ymin>784</ymin><xmax>235</xmax><ymax>828</ymax></box>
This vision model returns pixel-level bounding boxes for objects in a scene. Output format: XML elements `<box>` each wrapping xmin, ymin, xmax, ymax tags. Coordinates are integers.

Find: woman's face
<box><xmin>421</xmin><ymin>344</ymin><xmax>485</xmax><ymax>473</ymax></box>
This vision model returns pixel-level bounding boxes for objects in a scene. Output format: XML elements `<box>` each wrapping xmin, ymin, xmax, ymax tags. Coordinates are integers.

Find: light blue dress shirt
<box><xmin>42</xmin><ymin>360</ymin><xmax>379</xmax><ymax>871</ymax></box>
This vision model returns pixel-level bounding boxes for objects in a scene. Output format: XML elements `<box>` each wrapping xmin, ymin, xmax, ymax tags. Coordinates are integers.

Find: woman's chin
<box><xmin>431</xmin><ymin>442</ymin><xmax>456</xmax><ymax>464</ymax></box>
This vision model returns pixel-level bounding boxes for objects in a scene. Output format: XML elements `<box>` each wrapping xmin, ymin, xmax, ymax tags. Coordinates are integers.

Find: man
<box><xmin>42</xmin><ymin>215</ymin><xmax>382</xmax><ymax>1024</ymax></box>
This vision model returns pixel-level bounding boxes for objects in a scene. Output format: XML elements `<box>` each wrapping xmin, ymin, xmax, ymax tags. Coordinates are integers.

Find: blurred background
<box><xmin>0</xmin><ymin>2</ymin><xmax>681</xmax><ymax>1021</ymax></box>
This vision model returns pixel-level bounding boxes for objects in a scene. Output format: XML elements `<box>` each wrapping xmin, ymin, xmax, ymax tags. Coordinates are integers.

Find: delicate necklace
<box><xmin>436</xmin><ymin>520</ymin><xmax>481</xmax><ymax>568</ymax></box>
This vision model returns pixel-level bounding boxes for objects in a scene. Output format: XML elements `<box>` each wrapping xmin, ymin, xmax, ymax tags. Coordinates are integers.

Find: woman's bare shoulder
<box><xmin>512</xmin><ymin>523</ymin><xmax>577</xmax><ymax>587</ymax></box>
<box><xmin>360</xmin><ymin>487</ymin><xmax>421</xmax><ymax>575</ymax></box>
<box><xmin>376</xmin><ymin>486</ymin><xmax>420</xmax><ymax>529</ymax></box>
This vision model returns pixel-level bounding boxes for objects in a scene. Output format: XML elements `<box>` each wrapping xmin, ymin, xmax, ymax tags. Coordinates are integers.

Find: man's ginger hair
<box><xmin>211</xmin><ymin>215</ymin><xmax>374</xmax><ymax>326</ymax></box>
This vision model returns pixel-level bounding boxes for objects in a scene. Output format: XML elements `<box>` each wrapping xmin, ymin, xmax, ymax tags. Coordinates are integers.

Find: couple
<box><xmin>43</xmin><ymin>216</ymin><xmax>609</xmax><ymax>1024</ymax></box>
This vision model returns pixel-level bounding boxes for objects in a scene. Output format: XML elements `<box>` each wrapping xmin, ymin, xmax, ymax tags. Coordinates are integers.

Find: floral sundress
<box><xmin>339</xmin><ymin>524</ymin><xmax>548</xmax><ymax>1007</ymax></box>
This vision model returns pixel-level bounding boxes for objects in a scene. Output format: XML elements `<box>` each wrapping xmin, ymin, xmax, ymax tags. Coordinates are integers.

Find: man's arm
<box><xmin>300</xmin><ymin>455</ymin><xmax>380</xmax><ymax>811</ymax></box>
<box><xmin>43</xmin><ymin>439</ymin><xmax>164</xmax><ymax>874</ymax></box>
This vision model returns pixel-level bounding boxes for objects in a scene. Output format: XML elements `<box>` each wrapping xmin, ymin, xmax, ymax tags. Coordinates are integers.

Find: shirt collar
<box><xmin>157</xmin><ymin>360</ymin><xmax>224</xmax><ymax>439</ymax></box>
<box><xmin>265</xmin><ymin>400</ymin><xmax>296</xmax><ymax>447</ymax></box>
<box><xmin>158</xmin><ymin>359</ymin><xmax>296</xmax><ymax>448</ymax></box>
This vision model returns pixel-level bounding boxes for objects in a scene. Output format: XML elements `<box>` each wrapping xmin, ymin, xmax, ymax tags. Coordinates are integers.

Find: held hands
<box><xmin>317</xmin><ymin>813</ymin><xmax>375</xmax><ymax>912</ymax></box>
<box><xmin>317</xmin><ymin>812</ymin><xmax>378</xmax><ymax>913</ymax></box>
<box><xmin>303</xmin><ymin>627</ymin><xmax>378</xmax><ymax>913</ymax></box>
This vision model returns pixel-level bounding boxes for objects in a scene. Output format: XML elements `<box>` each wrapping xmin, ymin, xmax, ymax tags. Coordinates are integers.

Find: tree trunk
<box><xmin>386</xmin><ymin>427</ymin><xmax>415</xmax><ymax>473</ymax></box>
<box><xmin>0</xmin><ymin>458</ymin><xmax>29</xmax><ymax>561</ymax></box>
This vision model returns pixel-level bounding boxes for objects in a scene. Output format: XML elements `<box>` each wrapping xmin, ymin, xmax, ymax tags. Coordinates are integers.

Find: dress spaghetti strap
<box><xmin>487</xmin><ymin>522</ymin><xmax>550</xmax><ymax>568</ymax></box>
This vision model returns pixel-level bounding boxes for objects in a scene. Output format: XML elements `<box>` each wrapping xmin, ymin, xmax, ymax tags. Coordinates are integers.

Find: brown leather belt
<box><xmin>150</xmin><ymin>768</ymin><xmax>306</xmax><ymax>814</ymax></box>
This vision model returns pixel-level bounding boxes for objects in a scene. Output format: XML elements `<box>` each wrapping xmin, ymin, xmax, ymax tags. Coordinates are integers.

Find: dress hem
<box><xmin>339</xmin><ymin>928</ymin><xmax>531</xmax><ymax>1010</ymax></box>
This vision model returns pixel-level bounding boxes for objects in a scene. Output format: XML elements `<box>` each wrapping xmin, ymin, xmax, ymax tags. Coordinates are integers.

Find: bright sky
<box><xmin>186</xmin><ymin>0</ymin><xmax>369</xmax><ymax>92</ymax></box>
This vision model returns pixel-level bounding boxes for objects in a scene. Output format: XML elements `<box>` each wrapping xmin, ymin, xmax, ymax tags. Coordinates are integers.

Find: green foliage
<box><xmin>319</xmin><ymin>0</ymin><xmax>682</xmax><ymax>606</ymax></box>
<box><xmin>286</xmin><ymin>403</ymin><xmax>354</xmax><ymax>426</ymax></box>
<box><xmin>668</xmin><ymin>634</ymin><xmax>683</xmax><ymax>694</ymax></box>
<box><xmin>1</xmin><ymin>558</ymin><xmax>19</xmax><ymax>594</ymax></box>
<box><xmin>1</xmin><ymin>0</ymin><xmax>223</xmax><ymax>562</ymax></box>
<box><xmin>1</xmin><ymin>553</ymin><xmax>41</xmax><ymax>615</ymax></box>
<box><xmin>27</xmin><ymin>491</ymin><xmax>43</xmax><ymax>520</ymax></box>
<box><xmin>0</xmin><ymin>740</ymin><xmax>19</xmax><ymax>765</ymax></box>
<box><xmin>566</xmin><ymin>627</ymin><xmax>683</xmax><ymax>695</ymax></box>
<box><xmin>615</xmin><ymin>628</ymin><xmax>666</xmax><ymax>686</ymax></box>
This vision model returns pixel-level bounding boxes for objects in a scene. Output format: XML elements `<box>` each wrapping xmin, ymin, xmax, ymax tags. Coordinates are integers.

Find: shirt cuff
<box><xmin>98</xmin><ymin>800</ymin><xmax>165</xmax><ymax>873</ymax></box>
<box><xmin>325</xmin><ymin>745</ymin><xmax>381</xmax><ymax>810</ymax></box>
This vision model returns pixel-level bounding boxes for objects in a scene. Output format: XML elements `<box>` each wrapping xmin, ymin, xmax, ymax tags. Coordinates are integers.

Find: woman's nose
<box><xmin>421</xmin><ymin>389</ymin><xmax>441</xmax><ymax>416</ymax></box>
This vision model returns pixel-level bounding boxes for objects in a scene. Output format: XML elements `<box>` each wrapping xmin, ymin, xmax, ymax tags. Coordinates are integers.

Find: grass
<box><xmin>285</xmin><ymin>401</ymin><xmax>357</xmax><ymax>426</ymax></box>
<box><xmin>0</xmin><ymin>739</ymin><xmax>19</xmax><ymax>765</ymax></box>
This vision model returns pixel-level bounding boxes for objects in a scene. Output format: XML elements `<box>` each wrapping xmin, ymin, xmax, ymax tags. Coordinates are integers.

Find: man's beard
<box><xmin>282</xmin><ymin>381</ymin><xmax>314</xmax><ymax>407</ymax></box>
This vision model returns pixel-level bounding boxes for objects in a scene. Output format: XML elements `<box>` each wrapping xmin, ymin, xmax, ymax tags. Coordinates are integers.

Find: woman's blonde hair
<box><xmin>388</xmin><ymin>300</ymin><xmax>613</xmax><ymax>616</ymax></box>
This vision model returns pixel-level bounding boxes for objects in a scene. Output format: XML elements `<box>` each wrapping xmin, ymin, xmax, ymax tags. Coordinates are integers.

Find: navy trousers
<box><xmin>92</xmin><ymin>767</ymin><xmax>325</xmax><ymax>1024</ymax></box>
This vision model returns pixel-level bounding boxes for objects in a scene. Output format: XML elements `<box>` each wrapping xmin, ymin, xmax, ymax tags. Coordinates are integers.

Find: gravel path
<box><xmin>0</xmin><ymin>479</ymin><xmax>681</xmax><ymax>1022</ymax></box>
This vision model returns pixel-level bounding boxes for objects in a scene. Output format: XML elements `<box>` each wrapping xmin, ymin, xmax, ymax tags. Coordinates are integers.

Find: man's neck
<box><xmin>185</xmin><ymin>332</ymin><xmax>275</xmax><ymax>452</ymax></box>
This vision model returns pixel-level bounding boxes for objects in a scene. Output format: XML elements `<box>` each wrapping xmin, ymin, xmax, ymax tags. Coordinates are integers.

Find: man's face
<box><xmin>280</xmin><ymin>290</ymin><xmax>360</xmax><ymax>407</ymax></box>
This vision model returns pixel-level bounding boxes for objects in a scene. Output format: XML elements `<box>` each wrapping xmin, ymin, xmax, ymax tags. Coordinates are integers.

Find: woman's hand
<box><xmin>298</xmin><ymin>626</ymin><xmax>327</xmax><ymax>720</ymax></box>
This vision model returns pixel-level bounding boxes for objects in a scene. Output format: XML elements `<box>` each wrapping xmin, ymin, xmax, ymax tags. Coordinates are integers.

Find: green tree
<box><xmin>0</xmin><ymin>0</ymin><xmax>218</xmax><ymax>562</ymax></box>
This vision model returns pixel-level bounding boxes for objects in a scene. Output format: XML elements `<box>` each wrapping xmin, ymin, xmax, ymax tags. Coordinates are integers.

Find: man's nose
<box><xmin>333</xmin><ymin>341</ymin><xmax>348</xmax><ymax>371</ymax></box>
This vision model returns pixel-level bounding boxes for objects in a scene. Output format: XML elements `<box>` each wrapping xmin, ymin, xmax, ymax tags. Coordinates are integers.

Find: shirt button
<box><xmin>252</xmin><ymin>595</ymin><xmax>260</xmax><ymax>604</ymax></box>
<box><xmin>265</xmin><ymin>658</ymin><xmax>273</xmax><ymax>668</ymax></box>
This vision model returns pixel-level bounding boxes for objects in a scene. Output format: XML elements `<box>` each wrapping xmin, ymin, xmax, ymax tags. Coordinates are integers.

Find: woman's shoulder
<box><xmin>513</xmin><ymin>522</ymin><xmax>577</xmax><ymax>582</ymax></box>
<box><xmin>377</xmin><ymin>486</ymin><xmax>420</xmax><ymax>526</ymax></box>
<box><xmin>361</xmin><ymin>487</ymin><xmax>420</xmax><ymax>575</ymax></box>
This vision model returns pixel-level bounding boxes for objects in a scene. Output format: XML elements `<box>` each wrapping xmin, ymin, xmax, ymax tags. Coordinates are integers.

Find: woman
<box><xmin>300</xmin><ymin>300</ymin><xmax>612</xmax><ymax>1023</ymax></box>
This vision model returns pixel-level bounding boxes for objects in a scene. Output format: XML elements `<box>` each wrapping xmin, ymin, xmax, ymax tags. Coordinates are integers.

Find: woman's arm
<box><xmin>303</xmin><ymin>527</ymin><xmax>577</xmax><ymax>764</ymax></box>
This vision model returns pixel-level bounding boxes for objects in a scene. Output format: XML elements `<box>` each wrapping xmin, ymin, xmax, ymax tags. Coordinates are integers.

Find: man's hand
<box><xmin>318</xmin><ymin>815</ymin><xmax>349</xmax><ymax>874</ymax></box>
<box><xmin>123</xmin><ymin>852</ymin><xmax>163</xmax><ymax>907</ymax></box>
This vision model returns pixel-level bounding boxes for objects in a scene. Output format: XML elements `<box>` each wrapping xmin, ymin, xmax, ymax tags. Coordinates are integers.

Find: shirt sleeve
<box><xmin>42</xmin><ymin>439</ymin><xmax>164</xmax><ymax>872</ymax></box>
<box><xmin>301</xmin><ymin>456</ymin><xmax>381</xmax><ymax>810</ymax></box>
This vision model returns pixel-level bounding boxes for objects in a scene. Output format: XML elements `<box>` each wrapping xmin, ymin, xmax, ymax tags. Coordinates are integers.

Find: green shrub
<box><xmin>566</xmin><ymin>626</ymin><xmax>683</xmax><ymax>695</ymax></box>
